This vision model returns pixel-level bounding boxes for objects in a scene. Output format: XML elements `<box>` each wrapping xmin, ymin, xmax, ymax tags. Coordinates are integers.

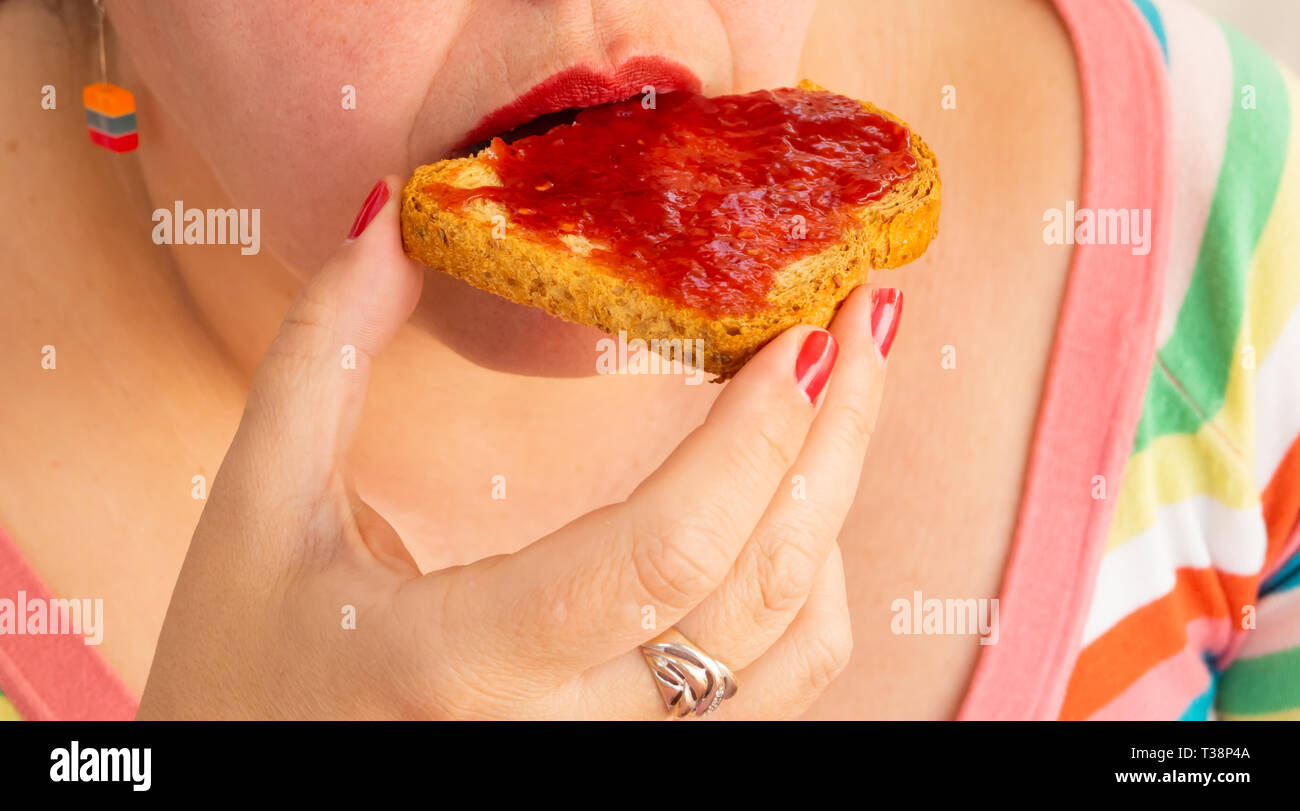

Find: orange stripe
<box><xmin>1261</xmin><ymin>435</ymin><xmax>1300</xmax><ymax>563</ymax></box>
<box><xmin>81</xmin><ymin>83</ymin><xmax>135</xmax><ymax>117</ymax></box>
<box><xmin>1059</xmin><ymin>567</ymin><xmax>1256</xmax><ymax>719</ymax></box>
<box><xmin>1062</xmin><ymin>436</ymin><xmax>1300</xmax><ymax>720</ymax></box>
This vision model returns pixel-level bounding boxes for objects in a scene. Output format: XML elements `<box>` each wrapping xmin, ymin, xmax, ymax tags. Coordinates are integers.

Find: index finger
<box><xmin>224</xmin><ymin>177</ymin><xmax>422</xmax><ymax>500</ymax></box>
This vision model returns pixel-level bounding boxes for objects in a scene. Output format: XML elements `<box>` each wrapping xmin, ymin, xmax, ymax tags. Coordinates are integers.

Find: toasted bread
<box><xmin>401</xmin><ymin>79</ymin><xmax>940</xmax><ymax>380</ymax></box>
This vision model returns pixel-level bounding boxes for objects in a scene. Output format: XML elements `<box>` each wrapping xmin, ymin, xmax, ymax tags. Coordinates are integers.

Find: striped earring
<box><xmin>83</xmin><ymin>0</ymin><xmax>138</xmax><ymax>153</ymax></box>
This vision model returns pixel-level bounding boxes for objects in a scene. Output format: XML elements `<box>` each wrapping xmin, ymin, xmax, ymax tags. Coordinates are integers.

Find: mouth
<box><xmin>450</xmin><ymin>56</ymin><xmax>702</xmax><ymax>158</ymax></box>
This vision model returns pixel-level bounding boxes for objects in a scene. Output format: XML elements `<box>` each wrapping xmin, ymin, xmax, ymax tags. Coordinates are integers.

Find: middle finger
<box><xmin>676</xmin><ymin>284</ymin><xmax>897</xmax><ymax>668</ymax></box>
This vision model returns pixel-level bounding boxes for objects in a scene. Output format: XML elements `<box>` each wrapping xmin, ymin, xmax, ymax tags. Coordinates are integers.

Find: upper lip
<box><xmin>454</xmin><ymin>56</ymin><xmax>703</xmax><ymax>151</ymax></box>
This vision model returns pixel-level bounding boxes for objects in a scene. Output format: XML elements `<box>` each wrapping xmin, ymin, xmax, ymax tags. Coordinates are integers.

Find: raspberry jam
<box><xmin>427</xmin><ymin>87</ymin><xmax>917</xmax><ymax>316</ymax></box>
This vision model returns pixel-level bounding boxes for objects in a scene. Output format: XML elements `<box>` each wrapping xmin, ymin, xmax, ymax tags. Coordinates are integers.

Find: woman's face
<box><xmin>108</xmin><ymin>0</ymin><xmax>816</xmax><ymax>275</ymax></box>
<box><xmin>107</xmin><ymin>0</ymin><xmax>814</xmax><ymax>375</ymax></box>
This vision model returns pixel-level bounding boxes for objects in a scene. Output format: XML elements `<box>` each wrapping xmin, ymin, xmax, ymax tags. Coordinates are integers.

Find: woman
<box><xmin>0</xmin><ymin>0</ymin><xmax>1296</xmax><ymax>720</ymax></box>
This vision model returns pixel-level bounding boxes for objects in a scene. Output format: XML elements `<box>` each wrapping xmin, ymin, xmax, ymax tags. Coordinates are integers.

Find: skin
<box><xmin>0</xmin><ymin>0</ymin><xmax>1080</xmax><ymax>718</ymax></box>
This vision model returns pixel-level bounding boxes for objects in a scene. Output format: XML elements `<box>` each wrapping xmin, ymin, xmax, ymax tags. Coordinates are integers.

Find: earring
<box><xmin>83</xmin><ymin>0</ymin><xmax>138</xmax><ymax>153</ymax></box>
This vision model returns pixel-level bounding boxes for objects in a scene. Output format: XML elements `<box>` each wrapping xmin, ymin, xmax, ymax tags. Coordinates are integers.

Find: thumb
<box><xmin>234</xmin><ymin>176</ymin><xmax>423</xmax><ymax>494</ymax></box>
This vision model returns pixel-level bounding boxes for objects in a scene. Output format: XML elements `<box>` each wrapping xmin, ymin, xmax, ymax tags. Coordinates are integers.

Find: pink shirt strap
<box><xmin>958</xmin><ymin>0</ymin><xmax>1174</xmax><ymax>719</ymax></box>
<box><xmin>0</xmin><ymin>525</ymin><xmax>138</xmax><ymax>720</ymax></box>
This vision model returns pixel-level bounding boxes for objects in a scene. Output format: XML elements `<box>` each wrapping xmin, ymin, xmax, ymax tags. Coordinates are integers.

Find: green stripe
<box><xmin>1134</xmin><ymin>24</ymin><xmax>1291</xmax><ymax>453</ymax></box>
<box><xmin>1216</xmin><ymin>647</ymin><xmax>1300</xmax><ymax>714</ymax></box>
<box><xmin>1132</xmin><ymin>367</ymin><xmax>1203</xmax><ymax>452</ymax></box>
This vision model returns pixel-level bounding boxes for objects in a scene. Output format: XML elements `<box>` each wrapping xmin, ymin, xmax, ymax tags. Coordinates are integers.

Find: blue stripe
<box><xmin>1177</xmin><ymin>661</ymin><xmax>1218</xmax><ymax>720</ymax></box>
<box><xmin>1261</xmin><ymin>550</ymin><xmax>1300</xmax><ymax>596</ymax></box>
<box><xmin>1133</xmin><ymin>0</ymin><xmax>1169</xmax><ymax>63</ymax></box>
<box><xmin>85</xmin><ymin>109</ymin><xmax>137</xmax><ymax>136</ymax></box>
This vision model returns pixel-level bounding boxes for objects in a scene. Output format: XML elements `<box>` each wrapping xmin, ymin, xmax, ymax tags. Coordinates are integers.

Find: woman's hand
<box><xmin>136</xmin><ymin>177</ymin><xmax>901</xmax><ymax>720</ymax></box>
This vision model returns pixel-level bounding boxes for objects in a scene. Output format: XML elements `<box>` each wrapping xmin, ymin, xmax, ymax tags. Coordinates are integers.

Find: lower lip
<box><xmin>456</xmin><ymin>56</ymin><xmax>703</xmax><ymax>149</ymax></box>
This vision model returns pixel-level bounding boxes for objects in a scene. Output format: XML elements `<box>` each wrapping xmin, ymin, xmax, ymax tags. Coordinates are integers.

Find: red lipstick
<box><xmin>456</xmin><ymin>56</ymin><xmax>702</xmax><ymax>149</ymax></box>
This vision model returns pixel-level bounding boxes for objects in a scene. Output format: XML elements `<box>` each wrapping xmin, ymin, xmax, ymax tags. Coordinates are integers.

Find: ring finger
<box><xmin>563</xmin><ymin>544</ymin><xmax>851</xmax><ymax>720</ymax></box>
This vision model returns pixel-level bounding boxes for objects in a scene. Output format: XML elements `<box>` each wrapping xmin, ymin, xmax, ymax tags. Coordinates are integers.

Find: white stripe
<box><xmin>1254</xmin><ymin>305</ymin><xmax>1300</xmax><ymax>487</ymax></box>
<box><xmin>1153</xmin><ymin>1</ymin><xmax>1234</xmax><ymax>347</ymax></box>
<box><xmin>1082</xmin><ymin>494</ymin><xmax>1267</xmax><ymax>645</ymax></box>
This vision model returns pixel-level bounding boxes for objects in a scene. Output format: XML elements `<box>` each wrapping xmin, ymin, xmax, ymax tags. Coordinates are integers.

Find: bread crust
<box><xmin>401</xmin><ymin>79</ymin><xmax>940</xmax><ymax>380</ymax></box>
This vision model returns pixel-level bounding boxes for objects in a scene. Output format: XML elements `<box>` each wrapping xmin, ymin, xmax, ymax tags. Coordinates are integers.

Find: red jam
<box><xmin>428</xmin><ymin>88</ymin><xmax>917</xmax><ymax>316</ymax></box>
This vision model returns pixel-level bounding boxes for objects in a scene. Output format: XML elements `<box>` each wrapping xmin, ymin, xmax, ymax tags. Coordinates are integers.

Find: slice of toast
<box><xmin>401</xmin><ymin>79</ymin><xmax>940</xmax><ymax>380</ymax></box>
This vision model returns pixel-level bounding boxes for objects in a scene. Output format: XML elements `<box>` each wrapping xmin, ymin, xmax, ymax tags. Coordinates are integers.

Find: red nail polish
<box><xmin>347</xmin><ymin>180</ymin><xmax>389</xmax><ymax>240</ymax></box>
<box><xmin>794</xmin><ymin>330</ymin><xmax>838</xmax><ymax>404</ymax></box>
<box><xmin>870</xmin><ymin>288</ymin><xmax>903</xmax><ymax>360</ymax></box>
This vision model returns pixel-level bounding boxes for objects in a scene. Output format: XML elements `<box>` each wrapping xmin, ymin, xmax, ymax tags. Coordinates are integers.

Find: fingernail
<box><xmin>870</xmin><ymin>288</ymin><xmax>903</xmax><ymax>360</ymax></box>
<box><xmin>346</xmin><ymin>180</ymin><xmax>389</xmax><ymax>240</ymax></box>
<box><xmin>794</xmin><ymin>329</ymin><xmax>838</xmax><ymax>404</ymax></box>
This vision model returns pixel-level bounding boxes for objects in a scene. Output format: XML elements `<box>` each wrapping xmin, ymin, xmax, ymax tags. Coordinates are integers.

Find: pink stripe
<box><xmin>959</xmin><ymin>0</ymin><xmax>1174</xmax><ymax>719</ymax></box>
<box><xmin>0</xmin><ymin>526</ymin><xmax>138</xmax><ymax>720</ymax></box>
<box><xmin>1217</xmin><ymin>519</ymin><xmax>1300</xmax><ymax>667</ymax></box>
<box><xmin>1087</xmin><ymin>617</ymin><xmax>1228</xmax><ymax>720</ymax></box>
<box><xmin>1220</xmin><ymin>580</ymin><xmax>1300</xmax><ymax>663</ymax></box>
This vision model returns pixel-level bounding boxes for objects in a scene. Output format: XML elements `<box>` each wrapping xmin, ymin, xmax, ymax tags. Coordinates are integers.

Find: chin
<box><xmin>414</xmin><ymin>268</ymin><xmax>608</xmax><ymax>378</ymax></box>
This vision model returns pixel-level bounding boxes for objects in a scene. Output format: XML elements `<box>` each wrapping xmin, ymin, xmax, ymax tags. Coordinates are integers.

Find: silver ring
<box><xmin>640</xmin><ymin>630</ymin><xmax>738</xmax><ymax>719</ymax></box>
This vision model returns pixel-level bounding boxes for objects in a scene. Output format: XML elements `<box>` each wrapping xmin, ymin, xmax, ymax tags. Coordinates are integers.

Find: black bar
<box><xmin>0</xmin><ymin>721</ymin><xmax>1287</xmax><ymax>798</ymax></box>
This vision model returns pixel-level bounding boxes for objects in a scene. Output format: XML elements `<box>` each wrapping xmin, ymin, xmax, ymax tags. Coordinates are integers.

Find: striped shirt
<box><xmin>1058</xmin><ymin>0</ymin><xmax>1300</xmax><ymax>721</ymax></box>
<box><xmin>961</xmin><ymin>0</ymin><xmax>1300</xmax><ymax>720</ymax></box>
